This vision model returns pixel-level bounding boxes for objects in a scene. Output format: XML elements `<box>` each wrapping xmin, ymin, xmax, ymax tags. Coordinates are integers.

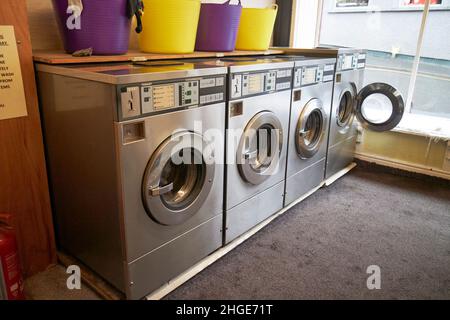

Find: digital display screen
<box><xmin>153</xmin><ymin>84</ymin><xmax>175</xmax><ymax>110</ymax></box>
<box><xmin>248</xmin><ymin>74</ymin><xmax>263</xmax><ymax>94</ymax></box>
<box><xmin>342</xmin><ymin>55</ymin><xmax>354</xmax><ymax>70</ymax></box>
<box><xmin>302</xmin><ymin>67</ymin><xmax>317</xmax><ymax>85</ymax></box>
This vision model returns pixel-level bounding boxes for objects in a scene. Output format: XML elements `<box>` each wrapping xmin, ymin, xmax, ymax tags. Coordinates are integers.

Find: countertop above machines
<box><xmin>35</xmin><ymin>61</ymin><xmax>228</xmax><ymax>85</ymax></box>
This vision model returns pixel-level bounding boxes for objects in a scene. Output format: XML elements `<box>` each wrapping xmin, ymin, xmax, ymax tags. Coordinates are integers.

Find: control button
<box><xmin>144</xmin><ymin>97</ymin><xmax>150</xmax><ymax>102</ymax></box>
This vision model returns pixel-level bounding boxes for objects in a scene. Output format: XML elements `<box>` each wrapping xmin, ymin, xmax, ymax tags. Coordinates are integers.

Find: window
<box><xmin>295</xmin><ymin>0</ymin><xmax>450</xmax><ymax>133</ymax></box>
<box><xmin>409</xmin><ymin>8</ymin><xmax>450</xmax><ymax>119</ymax></box>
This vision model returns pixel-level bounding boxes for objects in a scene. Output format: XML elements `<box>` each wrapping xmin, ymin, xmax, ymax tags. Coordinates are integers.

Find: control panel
<box><xmin>337</xmin><ymin>52</ymin><xmax>366</xmax><ymax>71</ymax></box>
<box><xmin>118</xmin><ymin>75</ymin><xmax>226</xmax><ymax>120</ymax></box>
<box><xmin>293</xmin><ymin>63</ymin><xmax>335</xmax><ymax>88</ymax></box>
<box><xmin>230</xmin><ymin>68</ymin><xmax>292</xmax><ymax>100</ymax></box>
<box><xmin>141</xmin><ymin>80</ymin><xmax>199</xmax><ymax>113</ymax></box>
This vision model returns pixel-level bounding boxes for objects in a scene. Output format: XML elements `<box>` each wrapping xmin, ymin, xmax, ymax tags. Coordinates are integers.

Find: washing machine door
<box><xmin>295</xmin><ymin>98</ymin><xmax>327</xmax><ymax>159</ymax></box>
<box><xmin>336</xmin><ymin>83</ymin><xmax>357</xmax><ymax>133</ymax></box>
<box><xmin>355</xmin><ymin>83</ymin><xmax>405</xmax><ymax>132</ymax></box>
<box><xmin>142</xmin><ymin>131</ymin><xmax>215</xmax><ymax>226</ymax></box>
<box><xmin>237</xmin><ymin>111</ymin><xmax>283</xmax><ymax>185</ymax></box>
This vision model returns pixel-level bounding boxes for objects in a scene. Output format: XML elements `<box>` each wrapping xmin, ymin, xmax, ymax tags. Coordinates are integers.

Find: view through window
<box><xmin>320</xmin><ymin>0</ymin><xmax>450</xmax><ymax>121</ymax></box>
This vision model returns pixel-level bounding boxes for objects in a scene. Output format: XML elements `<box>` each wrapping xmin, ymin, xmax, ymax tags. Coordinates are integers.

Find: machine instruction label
<box><xmin>0</xmin><ymin>26</ymin><xmax>27</xmax><ymax>121</ymax></box>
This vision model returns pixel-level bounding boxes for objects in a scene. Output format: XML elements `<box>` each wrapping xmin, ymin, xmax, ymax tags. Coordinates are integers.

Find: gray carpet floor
<box><xmin>166</xmin><ymin>167</ymin><xmax>450</xmax><ymax>300</ymax></box>
<box><xmin>25</xmin><ymin>264</ymin><xmax>100</xmax><ymax>300</ymax></box>
<box><xmin>25</xmin><ymin>166</ymin><xmax>450</xmax><ymax>299</ymax></box>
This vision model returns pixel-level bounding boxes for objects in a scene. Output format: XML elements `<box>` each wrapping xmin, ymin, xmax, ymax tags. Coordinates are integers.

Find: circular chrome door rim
<box><xmin>142</xmin><ymin>131</ymin><xmax>215</xmax><ymax>226</ymax></box>
<box><xmin>336</xmin><ymin>83</ymin><xmax>356</xmax><ymax>133</ymax></box>
<box><xmin>237</xmin><ymin>111</ymin><xmax>283</xmax><ymax>185</ymax></box>
<box><xmin>355</xmin><ymin>82</ymin><xmax>405</xmax><ymax>132</ymax></box>
<box><xmin>295</xmin><ymin>98</ymin><xmax>326</xmax><ymax>159</ymax></box>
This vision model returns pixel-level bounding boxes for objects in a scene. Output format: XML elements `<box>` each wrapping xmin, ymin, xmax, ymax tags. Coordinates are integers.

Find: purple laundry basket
<box><xmin>52</xmin><ymin>0</ymin><xmax>131</xmax><ymax>55</ymax></box>
<box><xmin>195</xmin><ymin>0</ymin><xmax>242</xmax><ymax>52</ymax></box>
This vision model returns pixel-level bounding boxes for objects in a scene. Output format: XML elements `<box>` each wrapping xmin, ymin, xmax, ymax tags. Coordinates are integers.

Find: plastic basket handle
<box><xmin>271</xmin><ymin>4</ymin><xmax>279</xmax><ymax>10</ymax></box>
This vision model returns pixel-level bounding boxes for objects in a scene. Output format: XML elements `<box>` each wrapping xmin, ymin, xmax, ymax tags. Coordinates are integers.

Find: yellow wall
<box><xmin>356</xmin><ymin>130</ymin><xmax>450</xmax><ymax>177</ymax></box>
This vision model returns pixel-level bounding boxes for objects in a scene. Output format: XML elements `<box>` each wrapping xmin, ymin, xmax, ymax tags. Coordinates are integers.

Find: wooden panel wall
<box><xmin>0</xmin><ymin>0</ymin><xmax>57</xmax><ymax>276</ymax></box>
<box><xmin>26</xmin><ymin>0</ymin><xmax>62</xmax><ymax>51</ymax></box>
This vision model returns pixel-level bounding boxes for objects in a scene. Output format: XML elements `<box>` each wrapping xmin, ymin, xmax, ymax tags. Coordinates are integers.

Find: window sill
<box><xmin>391</xmin><ymin>114</ymin><xmax>450</xmax><ymax>140</ymax></box>
<box><xmin>328</xmin><ymin>6</ymin><xmax>450</xmax><ymax>13</ymax></box>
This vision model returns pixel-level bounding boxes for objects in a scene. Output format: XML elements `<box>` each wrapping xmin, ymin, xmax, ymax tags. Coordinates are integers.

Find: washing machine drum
<box><xmin>237</xmin><ymin>111</ymin><xmax>283</xmax><ymax>185</ymax></box>
<box><xmin>295</xmin><ymin>98</ymin><xmax>327</xmax><ymax>159</ymax></box>
<box><xmin>142</xmin><ymin>131</ymin><xmax>215</xmax><ymax>226</ymax></box>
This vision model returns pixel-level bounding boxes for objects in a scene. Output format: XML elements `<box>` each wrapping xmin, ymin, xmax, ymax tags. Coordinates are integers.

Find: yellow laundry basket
<box><xmin>235</xmin><ymin>4</ymin><xmax>278</xmax><ymax>51</ymax></box>
<box><xmin>139</xmin><ymin>0</ymin><xmax>201</xmax><ymax>54</ymax></box>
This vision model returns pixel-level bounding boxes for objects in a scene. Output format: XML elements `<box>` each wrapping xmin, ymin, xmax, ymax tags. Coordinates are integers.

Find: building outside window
<box><xmin>308</xmin><ymin>0</ymin><xmax>450</xmax><ymax>132</ymax></box>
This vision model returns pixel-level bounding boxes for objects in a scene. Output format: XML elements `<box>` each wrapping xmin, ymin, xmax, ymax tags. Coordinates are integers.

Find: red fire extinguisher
<box><xmin>0</xmin><ymin>213</ymin><xmax>25</xmax><ymax>300</ymax></box>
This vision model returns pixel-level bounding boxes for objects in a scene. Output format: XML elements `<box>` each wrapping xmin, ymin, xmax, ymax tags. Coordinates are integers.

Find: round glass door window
<box><xmin>142</xmin><ymin>131</ymin><xmax>215</xmax><ymax>226</ymax></box>
<box><xmin>159</xmin><ymin>148</ymin><xmax>206</xmax><ymax>211</ymax></box>
<box><xmin>355</xmin><ymin>83</ymin><xmax>405</xmax><ymax>132</ymax></box>
<box><xmin>237</xmin><ymin>111</ymin><xmax>283</xmax><ymax>185</ymax></box>
<box><xmin>296</xmin><ymin>99</ymin><xmax>326</xmax><ymax>159</ymax></box>
<box><xmin>336</xmin><ymin>90</ymin><xmax>355</xmax><ymax>129</ymax></box>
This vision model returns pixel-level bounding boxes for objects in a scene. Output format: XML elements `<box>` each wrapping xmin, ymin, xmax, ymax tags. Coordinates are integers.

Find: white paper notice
<box><xmin>0</xmin><ymin>25</ymin><xmax>27</xmax><ymax>120</ymax></box>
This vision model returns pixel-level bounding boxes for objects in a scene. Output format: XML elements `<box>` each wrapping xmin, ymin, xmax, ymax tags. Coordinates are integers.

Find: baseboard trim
<box><xmin>324</xmin><ymin>162</ymin><xmax>357</xmax><ymax>186</ymax></box>
<box><xmin>145</xmin><ymin>184</ymin><xmax>323</xmax><ymax>300</ymax></box>
<box><xmin>354</xmin><ymin>152</ymin><xmax>450</xmax><ymax>181</ymax></box>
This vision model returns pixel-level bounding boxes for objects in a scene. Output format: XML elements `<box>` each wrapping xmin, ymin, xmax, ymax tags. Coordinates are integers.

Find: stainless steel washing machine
<box><xmin>36</xmin><ymin>61</ymin><xmax>227</xmax><ymax>299</ymax></box>
<box><xmin>195</xmin><ymin>57</ymin><xmax>294</xmax><ymax>244</ymax></box>
<box><xmin>275</xmin><ymin>47</ymin><xmax>406</xmax><ymax>181</ymax></box>
<box><xmin>277</xmin><ymin>56</ymin><xmax>336</xmax><ymax>206</ymax></box>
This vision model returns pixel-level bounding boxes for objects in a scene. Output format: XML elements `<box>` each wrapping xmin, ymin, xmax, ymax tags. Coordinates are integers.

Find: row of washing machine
<box><xmin>36</xmin><ymin>48</ymin><xmax>404</xmax><ymax>299</ymax></box>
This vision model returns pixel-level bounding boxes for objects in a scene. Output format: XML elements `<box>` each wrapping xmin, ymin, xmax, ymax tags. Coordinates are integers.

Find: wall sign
<box><xmin>0</xmin><ymin>25</ymin><xmax>27</xmax><ymax>120</ymax></box>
